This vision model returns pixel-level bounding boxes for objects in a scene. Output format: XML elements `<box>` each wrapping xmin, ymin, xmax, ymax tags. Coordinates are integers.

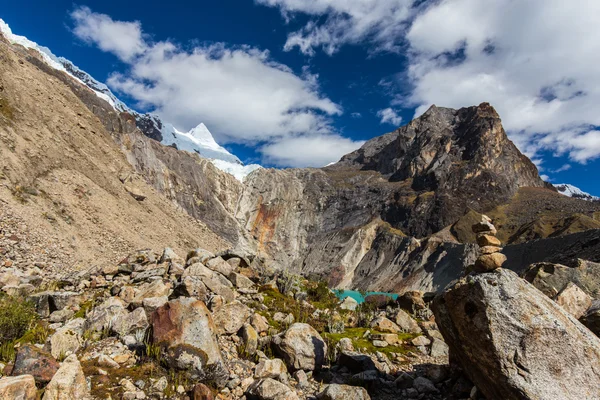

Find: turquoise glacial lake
<box><xmin>334</xmin><ymin>290</ymin><xmax>398</xmax><ymax>304</ymax></box>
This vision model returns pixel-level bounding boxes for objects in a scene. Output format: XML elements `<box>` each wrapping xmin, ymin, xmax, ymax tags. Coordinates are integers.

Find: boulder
<box><xmin>85</xmin><ymin>297</ymin><xmax>128</xmax><ymax>332</ymax></box>
<box><xmin>396</xmin><ymin>291</ymin><xmax>426</xmax><ymax>313</ymax></box>
<box><xmin>251</xmin><ymin>313</ymin><xmax>270</xmax><ymax>333</ymax></box>
<box><xmin>48</xmin><ymin>319</ymin><xmax>84</xmax><ymax>359</ymax></box>
<box><xmin>247</xmin><ymin>378</ymin><xmax>299</xmax><ymax>400</ymax></box>
<box><xmin>339</xmin><ymin>296</ymin><xmax>358</xmax><ymax>311</ymax></box>
<box><xmin>240</xmin><ymin>323</ymin><xmax>259</xmax><ymax>355</ymax></box>
<box><xmin>112</xmin><ymin>307</ymin><xmax>149</xmax><ymax>336</ymax></box>
<box><xmin>151</xmin><ymin>297</ymin><xmax>227</xmax><ymax>386</ymax></box>
<box><xmin>173</xmin><ymin>276</ymin><xmax>209</xmax><ymax>301</ymax></box>
<box><xmin>212</xmin><ymin>301</ymin><xmax>251</xmax><ymax>335</ymax></box>
<box><xmin>523</xmin><ymin>260</ymin><xmax>600</xmax><ymax>299</ymax></box>
<box><xmin>0</xmin><ymin>375</ymin><xmax>37</xmax><ymax>400</ymax></box>
<box><xmin>12</xmin><ymin>344</ymin><xmax>59</xmax><ymax>385</ymax></box>
<box><xmin>370</xmin><ymin>317</ymin><xmax>401</xmax><ymax>333</ymax></box>
<box><xmin>433</xmin><ymin>268</ymin><xmax>600</xmax><ymax>400</ymax></box>
<box><xmin>273</xmin><ymin>323</ymin><xmax>327</xmax><ymax>371</ymax></box>
<box><xmin>206</xmin><ymin>257</ymin><xmax>233</xmax><ymax>277</ymax></box>
<box><xmin>130</xmin><ymin>279</ymin><xmax>171</xmax><ymax>308</ymax></box>
<box><xmin>317</xmin><ymin>384</ymin><xmax>370</xmax><ymax>400</ymax></box>
<box><xmin>192</xmin><ymin>383</ymin><xmax>215</xmax><ymax>400</ymax></box>
<box><xmin>228</xmin><ymin>272</ymin><xmax>255</xmax><ymax>290</ymax></box>
<box><xmin>555</xmin><ymin>282</ymin><xmax>592</xmax><ymax>319</ymax></box>
<box><xmin>42</xmin><ymin>355</ymin><xmax>90</xmax><ymax>400</ymax></box>
<box><xmin>254</xmin><ymin>358</ymin><xmax>287</xmax><ymax>379</ymax></box>
<box><xmin>394</xmin><ymin>310</ymin><xmax>422</xmax><ymax>334</ymax></box>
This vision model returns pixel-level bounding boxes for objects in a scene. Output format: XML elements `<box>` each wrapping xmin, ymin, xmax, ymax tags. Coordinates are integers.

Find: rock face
<box><xmin>151</xmin><ymin>297</ymin><xmax>228</xmax><ymax>386</ymax></box>
<box><xmin>433</xmin><ymin>268</ymin><xmax>600</xmax><ymax>400</ymax></box>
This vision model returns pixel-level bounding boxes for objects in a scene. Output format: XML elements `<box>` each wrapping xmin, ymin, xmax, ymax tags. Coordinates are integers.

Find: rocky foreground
<box><xmin>1</xmin><ymin>217</ymin><xmax>600</xmax><ymax>400</ymax></box>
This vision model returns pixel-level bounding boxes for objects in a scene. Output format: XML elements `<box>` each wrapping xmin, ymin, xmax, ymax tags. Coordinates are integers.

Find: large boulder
<box><xmin>42</xmin><ymin>355</ymin><xmax>90</xmax><ymax>400</ymax></box>
<box><xmin>523</xmin><ymin>260</ymin><xmax>600</xmax><ymax>298</ymax></box>
<box><xmin>433</xmin><ymin>268</ymin><xmax>600</xmax><ymax>400</ymax></box>
<box><xmin>273</xmin><ymin>323</ymin><xmax>327</xmax><ymax>371</ymax></box>
<box><xmin>151</xmin><ymin>297</ymin><xmax>228</xmax><ymax>386</ymax></box>
<box><xmin>11</xmin><ymin>344</ymin><xmax>59</xmax><ymax>385</ymax></box>
<box><xmin>0</xmin><ymin>375</ymin><xmax>37</xmax><ymax>400</ymax></box>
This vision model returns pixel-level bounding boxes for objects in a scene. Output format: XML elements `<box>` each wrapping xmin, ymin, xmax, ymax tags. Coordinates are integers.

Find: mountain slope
<box><xmin>0</xmin><ymin>33</ymin><xmax>230</xmax><ymax>275</ymax></box>
<box><xmin>0</xmin><ymin>19</ymin><xmax>260</xmax><ymax>182</ymax></box>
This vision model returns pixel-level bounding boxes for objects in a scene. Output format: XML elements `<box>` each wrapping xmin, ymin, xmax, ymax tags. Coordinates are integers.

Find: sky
<box><xmin>1</xmin><ymin>0</ymin><xmax>600</xmax><ymax>196</ymax></box>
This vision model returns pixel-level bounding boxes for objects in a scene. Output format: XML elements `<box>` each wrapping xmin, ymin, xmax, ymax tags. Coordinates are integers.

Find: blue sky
<box><xmin>2</xmin><ymin>0</ymin><xmax>600</xmax><ymax>196</ymax></box>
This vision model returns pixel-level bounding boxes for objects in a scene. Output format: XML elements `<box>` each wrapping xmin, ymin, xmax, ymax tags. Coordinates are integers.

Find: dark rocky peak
<box><xmin>337</xmin><ymin>103</ymin><xmax>544</xmax><ymax>192</ymax></box>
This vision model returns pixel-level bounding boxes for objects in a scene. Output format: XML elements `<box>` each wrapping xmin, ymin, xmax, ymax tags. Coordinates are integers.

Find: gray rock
<box><xmin>273</xmin><ymin>323</ymin><xmax>327</xmax><ymax>371</ymax></box>
<box><xmin>555</xmin><ymin>282</ymin><xmax>592</xmax><ymax>319</ymax></box>
<box><xmin>42</xmin><ymin>355</ymin><xmax>90</xmax><ymax>400</ymax></box>
<box><xmin>394</xmin><ymin>309</ymin><xmax>422</xmax><ymax>334</ymax></box>
<box><xmin>254</xmin><ymin>358</ymin><xmax>287</xmax><ymax>379</ymax></box>
<box><xmin>212</xmin><ymin>300</ymin><xmax>251</xmax><ymax>335</ymax></box>
<box><xmin>317</xmin><ymin>384</ymin><xmax>371</xmax><ymax>400</ymax></box>
<box><xmin>413</xmin><ymin>376</ymin><xmax>438</xmax><ymax>394</ymax></box>
<box><xmin>433</xmin><ymin>268</ymin><xmax>600</xmax><ymax>400</ymax></box>
<box><xmin>247</xmin><ymin>378</ymin><xmax>299</xmax><ymax>400</ymax></box>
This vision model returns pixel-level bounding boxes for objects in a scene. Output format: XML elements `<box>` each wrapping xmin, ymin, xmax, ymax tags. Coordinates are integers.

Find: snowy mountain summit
<box><xmin>555</xmin><ymin>184</ymin><xmax>599</xmax><ymax>201</ymax></box>
<box><xmin>0</xmin><ymin>19</ymin><xmax>260</xmax><ymax>181</ymax></box>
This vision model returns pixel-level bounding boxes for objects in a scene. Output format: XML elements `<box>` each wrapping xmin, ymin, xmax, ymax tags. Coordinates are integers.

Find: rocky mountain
<box><xmin>1</xmin><ymin>20</ymin><xmax>600</xmax><ymax>296</ymax></box>
<box><xmin>3</xmin><ymin>18</ymin><xmax>600</xmax><ymax>400</ymax></box>
<box><xmin>555</xmin><ymin>183</ymin><xmax>599</xmax><ymax>201</ymax></box>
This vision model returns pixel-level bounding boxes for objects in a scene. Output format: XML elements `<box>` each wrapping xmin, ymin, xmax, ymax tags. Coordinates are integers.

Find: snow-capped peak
<box><xmin>0</xmin><ymin>19</ymin><xmax>261</xmax><ymax>181</ymax></box>
<box><xmin>555</xmin><ymin>183</ymin><xmax>599</xmax><ymax>201</ymax></box>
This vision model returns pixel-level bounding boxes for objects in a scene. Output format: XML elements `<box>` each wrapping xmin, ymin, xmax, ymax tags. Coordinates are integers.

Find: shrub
<box><xmin>0</xmin><ymin>294</ymin><xmax>37</xmax><ymax>343</ymax></box>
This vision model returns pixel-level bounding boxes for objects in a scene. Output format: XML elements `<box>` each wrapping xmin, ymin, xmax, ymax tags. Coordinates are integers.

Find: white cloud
<box><xmin>261</xmin><ymin>134</ymin><xmax>365</xmax><ymax>167</ymax></box>
<box><xmin>351</xmin><ymin>112</ymin><xmax>362</xmax><ymax>119</ymax></box>
<box><xmin>255</xmin><ymin>0</ymin><xmax>415</xmax><ymax>55</ymax></box>
<box><xmin>264</xmin><ymin>0</ymin><xmax>600</xmax><ymax>164</ymax></box>
<box><xmin>70</xmin><ymin>6</ymin><xmax>146</xmax><ymax>61</ymax></box>
<box><xmin>377</xmin><ymin>108</ymin><xmax>402</xmax><ymax>126</ymax></box>
<box><xmin>540</xmin><ymin>174</ymin><xmax>550</xmax><ymax>182</ymax></box>
<box><xmin>552</xmin><ymin>164</ymin><xmax>571</xmax><ymax>173</ymax></box>
<box><xmin>70</xmin><ymin>7</ymin><xmax>364</xmax><ymax>167</ymax></box>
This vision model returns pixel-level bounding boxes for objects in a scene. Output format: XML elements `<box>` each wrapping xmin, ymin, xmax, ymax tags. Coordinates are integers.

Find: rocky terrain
<box><xmin>2</xmin><ymin>24</ymin><xmax>600</xmax><ymax>400</ymax></box>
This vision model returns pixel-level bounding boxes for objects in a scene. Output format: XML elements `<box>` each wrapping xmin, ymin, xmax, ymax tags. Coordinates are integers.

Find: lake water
<box><xmin>335</xmin><ymin>290</ymin><xmax>398</xmax><ymax>304</ymax></box>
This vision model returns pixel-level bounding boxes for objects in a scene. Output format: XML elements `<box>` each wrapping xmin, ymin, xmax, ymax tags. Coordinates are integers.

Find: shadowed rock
<box><xmin>433</xmin><ymin>268</ymin><xmax>600</xmax><ymax>400</ymax></box>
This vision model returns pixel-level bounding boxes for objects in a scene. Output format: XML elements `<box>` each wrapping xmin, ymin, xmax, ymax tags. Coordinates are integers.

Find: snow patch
<box><xmin>210</xmin><ymin>159</ymin><xmax>262</xmax><ymax>182</ymax></box>
<box><xmin>555</xmin><ymin>183</ymin><xmax>599</xmax><ymax>201</ymax></box>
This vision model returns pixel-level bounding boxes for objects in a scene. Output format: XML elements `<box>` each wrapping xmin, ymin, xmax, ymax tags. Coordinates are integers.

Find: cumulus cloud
<box><xmin>377</xmin><ymin>108</ymin><xmax>402</xmax><ymax>126</ymax></box>
<box><xmin>264</xmin><ymin>0</ymin><xmax>600</xmax><ymax>164</ymax></box>
<box><xmin>260</xmin><ymin>134</ymin><xmax>365</xmax><ymax>167</ymax></box>
<box><xmin>69</xmin><ymin>7</ymin><xmax>364</xmax><ymax>167</ymax></box>
<box><xmin>255</xmin><ymin>0</ymin><xmax>415</xmax><ymax>55</ymax></box>
<box><xmin>70</xmin><ymin>6</ymin><xmax>146</xmax><ymax>61</ymax></box>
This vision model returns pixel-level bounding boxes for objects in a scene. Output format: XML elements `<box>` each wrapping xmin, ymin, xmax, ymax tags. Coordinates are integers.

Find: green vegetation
<box><xmin>323</xmin><ymin>327</ymin><xmax>419</xmax><ymax>358</ymax></box>
<box><xmin>0</xmin><ymin>293</ymin><xmax>53</xmax><ymax>362</ymax></box>
<box><xmin>0</xmin><ymin>293</ymin><xmax>38</xmax><ymax>343</ymax></box>
<box><xmin>0</xmin><ymin>97</ymin><xmax>14</xmax><ymax>121</ymax></box>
